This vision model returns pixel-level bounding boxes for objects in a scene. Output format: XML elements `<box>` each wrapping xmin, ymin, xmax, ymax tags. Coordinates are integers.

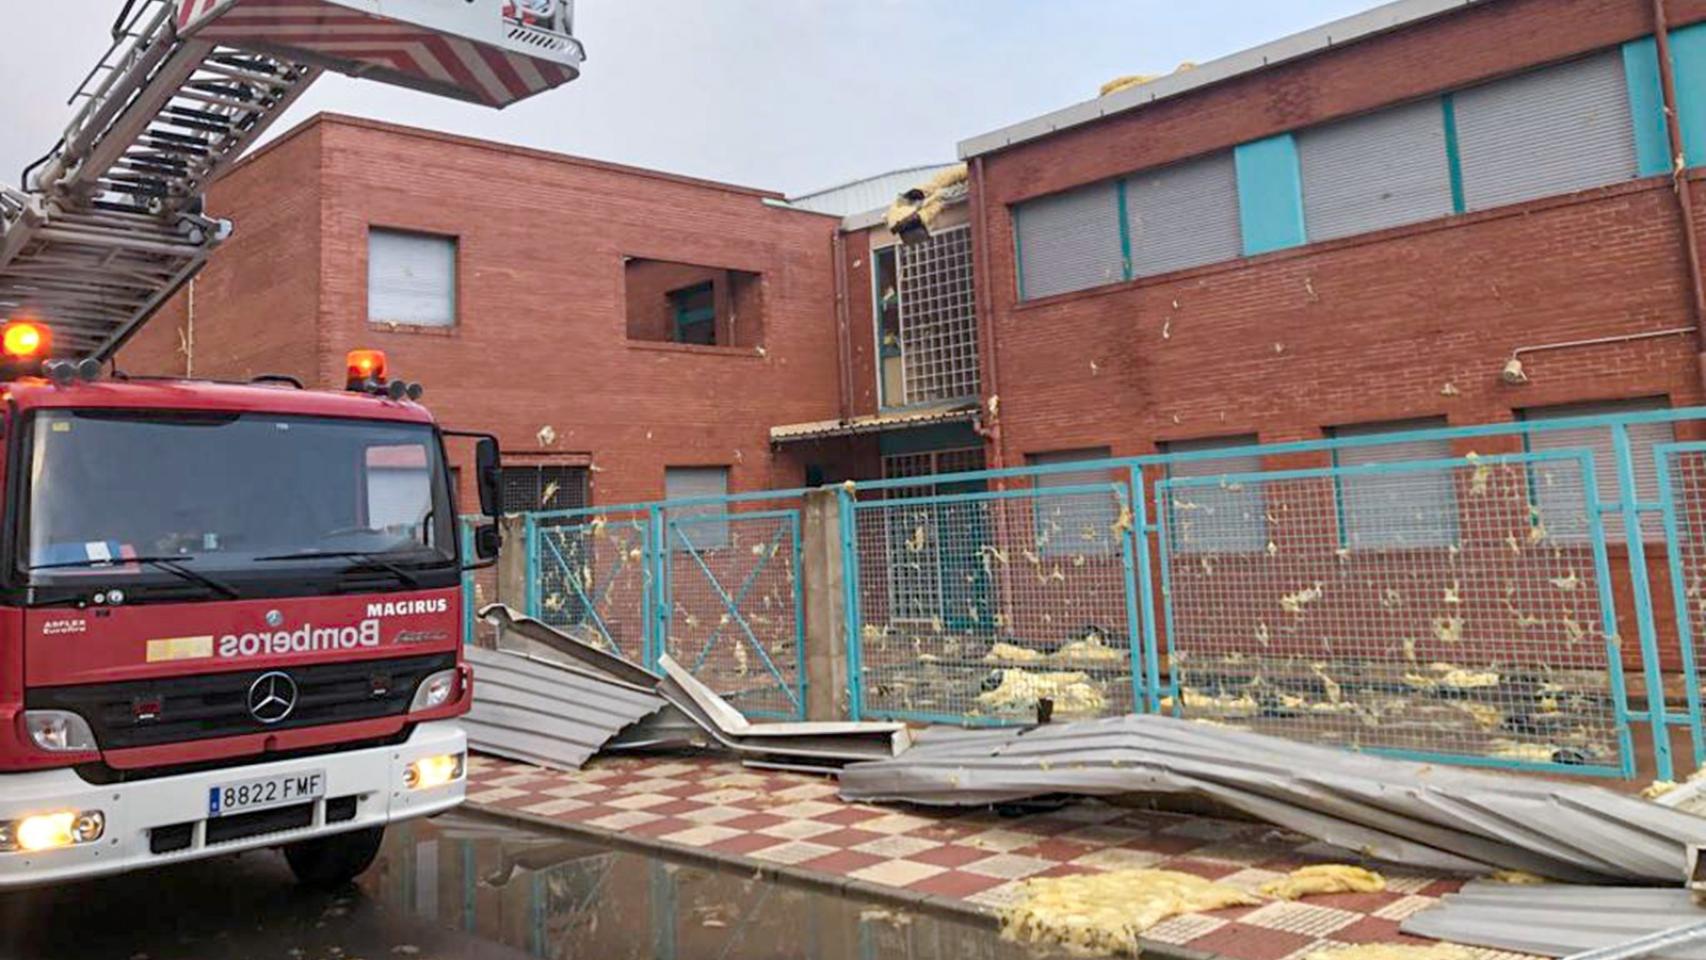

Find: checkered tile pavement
<box><xmin>463</xmin><ymin>753</ymin><xmax>1504</xmax><ymax>960</ymax></box>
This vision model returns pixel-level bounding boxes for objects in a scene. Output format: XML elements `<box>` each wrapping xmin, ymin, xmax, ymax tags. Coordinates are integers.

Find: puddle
<box><xmin>0</xmin><ymin>811</ymin><xmax>1067</xmax><ymax>960</ymax></box>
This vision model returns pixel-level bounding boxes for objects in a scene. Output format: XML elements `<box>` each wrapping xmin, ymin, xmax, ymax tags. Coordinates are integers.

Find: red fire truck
<box><xmin>0</xmin><ymin>0</ymin><xmax>584</xmax><ymax>888</ymax></box>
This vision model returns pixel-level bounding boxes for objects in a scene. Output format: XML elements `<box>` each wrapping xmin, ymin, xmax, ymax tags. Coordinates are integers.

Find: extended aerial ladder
<box><xmin>0</xmin><ymin>0</ymin><xmax>584</xmax><ymax>359</ymax></box>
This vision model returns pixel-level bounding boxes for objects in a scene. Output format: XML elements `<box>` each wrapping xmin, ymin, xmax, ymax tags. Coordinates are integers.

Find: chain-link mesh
<box><xmin>1159</xmin><ymin>451</ymin><xmax>1625</xmax><ymax>771</ymax></box>
<box><xmin>664</xmin><ymin>509</ymin><xmax>804</xmax><ymax>720</ymax></box>
<box><xmin>533</xmin><ymin>511</ymin><xmax>652</xmax><ymax>664</ymax></box>
<box><xmin>851</xmin><ymin>483</ymin><xmax>1139</xmax><ymax>725</ymax></box>
<box><xmin>1663</xmin><ymin>445</ymin><xmax>1706</xmax><ymax>759</ymax></box>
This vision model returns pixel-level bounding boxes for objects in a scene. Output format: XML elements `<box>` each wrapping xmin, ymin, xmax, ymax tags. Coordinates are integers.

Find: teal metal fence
<box><xmin>520</xmin><ymin>491</ymin><xmax>811</xmax><ymax>721</ymax></box>
<box><xmin>502</xmin><ymin>408</ymin><xmax>1706</xmax><ymax>779</ymax></box>
<box><xmin>838</xmin><ymin>406</ymin><xmax>1706</xmax><ymax>782</ymax></box>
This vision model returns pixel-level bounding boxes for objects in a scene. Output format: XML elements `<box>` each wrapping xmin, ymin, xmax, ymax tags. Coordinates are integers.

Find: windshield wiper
<box><xmin>27</xmin><ymin>555</ymin><xmax>241</xmax><ymax>600</ymax></box>
<box><xmin>254</xmin><ymin>550</ymin><xmax>429</xmax><ymax>589</ymax></box>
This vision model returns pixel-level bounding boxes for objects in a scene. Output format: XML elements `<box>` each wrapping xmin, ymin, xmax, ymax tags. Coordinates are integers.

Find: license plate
<box><xmin>208</xmin><ymin>770</ymin><xmax>326</xmax><ymax>818</ymax></box>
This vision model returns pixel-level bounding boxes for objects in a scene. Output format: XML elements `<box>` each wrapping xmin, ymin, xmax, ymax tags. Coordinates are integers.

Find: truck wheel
<box><xmin>283</xmin><ymin>826</ymin><xmax>385</xmax><ymax>888</ymax></box>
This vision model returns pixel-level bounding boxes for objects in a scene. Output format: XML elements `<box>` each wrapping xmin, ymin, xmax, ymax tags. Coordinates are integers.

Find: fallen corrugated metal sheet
<box><xmin>656</xmin><ymin>653</ymin><xmax>911</xmax><ymax>765</ymax></box>
<box><xmin>463</xmin><ymin>644</ymin><xmax>666</xmax><ymax>771</ymax></box>
<box><xmin>480</xmin><ymin>605</ymin><xmax>662</xmax><ymax>688</ymax></box>
<box><xmin>838</xmin><ymin>716</ymin><xmax>1706</xmax><ymax>883</ymax></box>
<box><xmin>1401</xmin><ymin>882</ymin><xmax>1706</xmax><ymax>957</ymax></box>
<box><xmin>476</xmin><ymin>605</ymin><xmax>912</xmax><ymax>767</ymax></box>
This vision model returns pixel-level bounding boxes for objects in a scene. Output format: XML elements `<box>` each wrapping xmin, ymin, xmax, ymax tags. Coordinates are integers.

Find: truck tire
<box><xmin>283</xmin><ymin>826</ymin><xmax>385</xmax><ymax>888</ymax></box>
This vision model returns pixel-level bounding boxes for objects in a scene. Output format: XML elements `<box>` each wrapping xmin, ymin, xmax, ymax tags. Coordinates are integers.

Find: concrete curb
<box><xmin>465</xmin><ymin>799</ymin><xmax>1213</xmax><ymax>960</ymax></box>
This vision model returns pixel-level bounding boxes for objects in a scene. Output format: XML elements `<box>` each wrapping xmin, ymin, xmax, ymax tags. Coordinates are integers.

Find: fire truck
<box><xmin>0</xmin><ymin>0</ymin><xmax>583</xmax><ymax>888</ymax></box>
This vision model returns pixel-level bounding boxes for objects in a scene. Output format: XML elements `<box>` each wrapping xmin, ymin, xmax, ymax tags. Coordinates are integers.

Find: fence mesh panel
<box><xmin>533</xmin><ymin>511</ymin><xmax>652</xmax><ymax>664</ymax></box>
<box><xmin>1159</xmin><ymin>451</ymin><xmax>1624</xmax><ymax>771</ymax></box>
<box><xmin>1663</xmin><ymin>445</ymin><xmax>1706</xmax><ymax>761</ymax></box>
<box><xmin>664</xmin><ymin>510</ymin><xmax>805</xmax><ymax>720</ymax></box>
<box><xmin>852</xmin><ymin>484</ymin><xmax>1138</xmax><ymax>725</ymax></box>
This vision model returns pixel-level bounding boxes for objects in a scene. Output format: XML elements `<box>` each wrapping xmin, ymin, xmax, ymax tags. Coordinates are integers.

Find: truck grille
<box><xmin>26</xmin><ymin>653</ymin><xmax>456</xmax><ymax>750</ymax></box>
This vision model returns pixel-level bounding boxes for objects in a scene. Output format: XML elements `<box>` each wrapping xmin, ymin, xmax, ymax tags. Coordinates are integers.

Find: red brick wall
<box><xmin>129</xmin><ymin>115</ymin><xmax>843</xmax><ymax>511</ymax></box>
<box><xmin>979</xmin><ymin>0</ymin><xmax>1706</xmax><ymax>207</ymax></box>
<box><xmin>842</xmin><ymin>226</ymin><xmax>882</xmax><ymax>418</ymax></box>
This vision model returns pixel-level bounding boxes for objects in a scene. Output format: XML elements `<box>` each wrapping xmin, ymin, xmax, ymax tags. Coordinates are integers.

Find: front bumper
<box><xmin>0</xmin><ymin>721</ymin><xmax>466</xmax><ymax>889</ymax></box>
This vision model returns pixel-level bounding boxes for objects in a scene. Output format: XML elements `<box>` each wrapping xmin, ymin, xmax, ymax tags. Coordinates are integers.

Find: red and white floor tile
<box><xmin>463</xmin><ymin>753</ymin><xmax>1516</xmax><ymax>960</ymax></box>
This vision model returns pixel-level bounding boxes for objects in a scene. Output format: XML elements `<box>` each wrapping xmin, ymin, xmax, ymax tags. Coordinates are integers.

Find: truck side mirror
<box><xmin>476</xmin><ymin>437</ymin><xmax>502</xmax><ymax>518</ymax></box>
<box><xmin>474</xmin><ymin>523</ymin><xmax>501</xmax><ymax>560</ymax></box>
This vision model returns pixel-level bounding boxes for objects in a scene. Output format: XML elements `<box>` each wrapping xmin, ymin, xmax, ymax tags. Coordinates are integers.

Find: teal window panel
<box><xmin>1622</xmin><ymin>37</ymin><xmax>1672</xmax><ymax>177</ymax></box>
<box><xmin>1234</xmin><ymin>134</ymin><xmax>1308</xmax><ymax>256</ymax></box>
<box><xmin>1677</xmin><ymin>22</ymin><xmax>1706</xmax><ymax>167</ymax></box>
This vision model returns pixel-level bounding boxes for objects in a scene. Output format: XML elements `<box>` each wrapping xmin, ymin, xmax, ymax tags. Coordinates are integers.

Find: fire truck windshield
<box><xmin>18</xmin><ymin>410</ymin><xmax>456</xmax><ymax>596</ymax></box>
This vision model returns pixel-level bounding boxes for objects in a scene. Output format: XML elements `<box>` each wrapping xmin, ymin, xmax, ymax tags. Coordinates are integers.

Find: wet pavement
<box><xmin>0</xmin><ymin>811</ymin><xmax>1063</xmax><ymax>960</ymax></box>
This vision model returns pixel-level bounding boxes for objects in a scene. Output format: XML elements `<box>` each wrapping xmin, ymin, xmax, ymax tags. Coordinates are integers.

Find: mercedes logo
<box><xmin>247</xmin><ymin>672</ymin><xmax>298</xmax><ymax>725</ymax></box>
<box><xmin>264</xmin><ymin>609</ymin><xmax>285</xmax><ymax>628</ymax></box>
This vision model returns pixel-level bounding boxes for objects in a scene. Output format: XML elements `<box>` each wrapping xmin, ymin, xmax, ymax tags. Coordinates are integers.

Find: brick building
<box><xmin>120</xmin><ymin>114</ymin><xmax>847</xmax><ymax>515</ymax></box>
<box><xmin>119</xmin><ymin>0</ymin><xmax>1706</xmax><ymax>519</ymax></box>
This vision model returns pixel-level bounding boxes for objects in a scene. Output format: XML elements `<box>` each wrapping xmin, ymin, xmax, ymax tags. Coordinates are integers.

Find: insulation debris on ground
<box><xmin>999</xmin><ymin>869</ymin><xmax>1260</xmax><ymax>956</ymax></box>
<box><xmin>978</xmin><ymin>668</ymin><xmax>1107</xmax><ymax>715</ymax></box>
<box><xmin>1259</xmin><ymin>865</ymin><xmax>1385</xmax><ymax>900</ymax></box>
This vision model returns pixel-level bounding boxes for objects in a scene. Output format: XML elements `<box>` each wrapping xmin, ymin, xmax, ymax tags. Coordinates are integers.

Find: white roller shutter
<box><xmin>1334</xmin><ymin>419</ymin><xmax>1458</xmax><ymax>549</ymax></box>
<box><xmin>1299</xmin><ymin>99</ymin><xmax>1455</xmax><ymax>242</ymax></box>
<box><xmin>1163</xmin><ymin>436</ymin><xmax>1267</xmax><ymax>554</ymax></box>
<box><xmin>1125</xmin><ymin>152</ymin><xmax>1242</xmax><ymax>277</ymax></box>
<box><xmin>667</xmin><ymin>466</ymin><xmax>731</xmax><ymax>550</ymax></box>
<box><xmin>1455</xmin><ymin>50</ymin><xmax>1639</xmax><ymax>212</ymax></box>
<box><xmin>1031</xmin><ymin>447</ymin><xmax>1117</xmax><ymax>556</ymax></box>
<box><xmin>1524</xmin><ymin>398</ymin><xmax>1672</xmax><ymax>542</ymax></box>
<box><xmin>1014</xmin><ymin>182</ymin><xmax>1124</xmax><ymax>300</ymax></box>
<box><xmin>368</xmin><ymin>228</ymin><xmax>457</xmax><ymax>326</ymax></box>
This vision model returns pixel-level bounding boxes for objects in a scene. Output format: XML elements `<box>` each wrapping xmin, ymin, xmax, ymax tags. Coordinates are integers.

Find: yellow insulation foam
<box><xmin>1000</xmin><ymin>869</ymin><xmax>1260</xmax><ymax>956</ymax></box>
<box><xmin>1259</xmin><ymin>865</ymin><xmax>1385</xmax><ymax>900</ymax></box>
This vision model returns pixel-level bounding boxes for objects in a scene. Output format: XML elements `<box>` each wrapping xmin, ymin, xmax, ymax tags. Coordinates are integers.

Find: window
<box><xmin>1014</xmin><ymin>182</ymin><xmax>1124</xmax><ymax>300</ymax></box>
<box><xmin>626</xmin><ymin>259</ymin><xmax>762</xmax><ymax>348</ymax></box>
<box><xmin>1299</xmin><ymin>99</ymin><xmax>1455</xmax><ymax>242</ymax></box>
<box><xmin>368</xmin><ymin>228</ymin><xmax>456</xmax><ymax>327</ymax></box>
<box><xmin>1332</xmin><ymin>418</ymin><xmax>1457</xmax><ymax>548</ymax></box>
<box><xmin>1162</xmin><ymin>436</ymin><xmax>1267</xmax><ymax>554</ymax></box>
<box><xmin>666</xmin><ymin>466</ymin><xmax>730</xmax><ymax>551</ymax></box>
<box><xmin>1454</xmin><ymin>50</ymin><xmax>1639</xmax><ymax>212</ymax></box>
<box><xmin>669</xmin><ymin>283</ymin><xmax>716</xmax><ymax>345</ymax></box>
<box><xmin>501</xmin><ymin>465</ymin><xmax>589</xmax><ymax>514</ymax></box>
<box><xmin>1030</xmin><ymin>448</ymin><xmax>1118</xmax><ymax>556</ymax></box>
<box><xmin>1523</xmin><ymin>397</ymin><xmax>1673</xmax><ymax>542</ymax></box>
<box><xmin>896</xmin><ymin>228</ymin><xmax>979</xmax><ymax>404</ymax></box>
<box><xmin>1125</xmin><ymin>152</ymin><xmax>1241</xmax><ymax>277</ymax></box>
<box><xmin>873</xmin><ymin>246</ymin><xmax>904</xmax><ymax>407</ymax></box>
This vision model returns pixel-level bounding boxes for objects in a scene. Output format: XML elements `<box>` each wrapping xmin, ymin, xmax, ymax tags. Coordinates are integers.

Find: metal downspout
<box><xmin>971</xmin><ymin>156</ymin><xmax>1005</xmax><ymax>468</ymax></box>
<box><xmin>832</xmin><ymin>230</ymin><xmax>853</xmax><ymax>422</ymax></box>
<box><xmin>1654</xmin><ymin>0</ymin><xmax>1706</xmax><ymax>387</ymax></box>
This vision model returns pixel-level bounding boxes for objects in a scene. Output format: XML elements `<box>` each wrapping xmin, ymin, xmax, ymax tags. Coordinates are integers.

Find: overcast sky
<box><xmin>1</xmin><ymin>0</ymin><xmax>1376</xmax><ymax>198</ymax></box>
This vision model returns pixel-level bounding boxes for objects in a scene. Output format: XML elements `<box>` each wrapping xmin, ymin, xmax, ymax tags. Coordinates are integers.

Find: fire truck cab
<box><xmin>0</xmin><ymin>333</ymin><xmax>500</xmax><ymax>889</ymax></box>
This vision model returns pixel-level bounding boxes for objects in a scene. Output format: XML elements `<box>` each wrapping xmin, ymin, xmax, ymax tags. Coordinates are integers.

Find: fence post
<box><xmin>1128</xmin><ymin>465</ymin><xmax>1162</xmax><ymax>713</ymax></box>
<box><xmin>838</xmin><ymin>486</ymin><xmax>865</xmax><ymax>721</ymax></box>
<box><xmin>497</xmin><ymin>514</ymin><xmax>532</xmax><ymax>619</ymax></box>
<box><xmin>1612</xmin><ymin>423</ymin><xmax>1674</xmax><ymax>781</ymax></box>
<box><xmin>800</xmin><ymin>488</ymin><xmax>851</xmax><ymax>720</ymax></box>
<box><xmin>645</xmin><ymin>505</ymin><xmax>663</xmax><ymax>669</ymax></box>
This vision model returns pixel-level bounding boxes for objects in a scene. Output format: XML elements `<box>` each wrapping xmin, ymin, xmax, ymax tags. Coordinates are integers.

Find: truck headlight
<box><xmin>405</xmin><ymin>753</ymin><xmax>464</xmax><ymax>790</ymax></box>
<box><xmin>1</xmin><ymin>810</ymin><xmax>104</xmax><ymax>853</ymax></box>
<box><xmin>23</xmin><ymin>710</ymin><xmax>98</xmax><ymax>753</ymax></box>
<box><xmin>409</xmin><ymin>669</ymin><xmax>459</xmax><ymax>713</ymax></box>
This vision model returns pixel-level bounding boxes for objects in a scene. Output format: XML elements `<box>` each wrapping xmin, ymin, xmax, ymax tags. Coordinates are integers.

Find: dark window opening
<box><xmin>501</xmin><ymin>465</ymin><xmax>590</xmax><ymax>514</ymax></box>
<box><xmin>624</xmin><ymin>258</ymin><xmax>763</xmax><ymax>348</ymax></box>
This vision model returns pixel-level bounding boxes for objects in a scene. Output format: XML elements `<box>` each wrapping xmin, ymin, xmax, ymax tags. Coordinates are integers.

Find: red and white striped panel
<box><xmin>176</xmin><ymin>0</ymin><xmax>239</xmax><ymax>32</ymax></box>
<box><xmin>181</xmin><ymin>0</ymin><xmax>577</xmax><ymax>107</ymax></box>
